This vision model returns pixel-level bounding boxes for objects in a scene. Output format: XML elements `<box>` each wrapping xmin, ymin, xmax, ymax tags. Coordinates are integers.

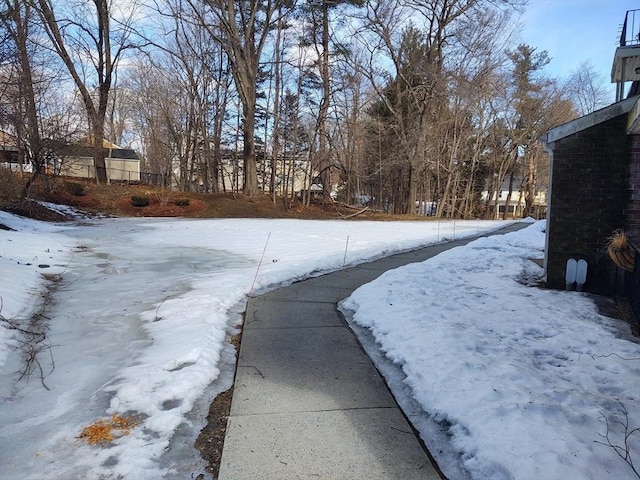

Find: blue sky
<box><xmin>519</xmin><ymin>0</ymin><xmax>640</xmax><ymax>99</ymax></box>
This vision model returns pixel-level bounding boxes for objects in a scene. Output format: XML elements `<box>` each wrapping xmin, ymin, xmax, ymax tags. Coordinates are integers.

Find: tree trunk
<box><xmin>5</xmin><ymin>1</ymin><xmax>41</xmax><ymax>206</ymax></box>
<box><xmin>318</xmin><ymin>1</ymin><xmax>331</xmax><ymax>201</ymax></box>
<box><xmin>271</xmin><ymin>11</ymin><xmax>284</xmax><ymax>204</ymax></box>
<box><xmin>201</xmin><ymin>1</ymin><xmax>289</xmax><ymax>197</ymax></box>
<box><xmin>404</xmin><ymin>165</ymin><xmax>417</xmax><ymax>215</ymax></box>
<box><xmin>92</xmin><ymin>118</ymin><xmax>108</xmax><ymax>183</ymax></box>
<box><xmin>523</xmin><ymin>151</ymin><xmax>537</xmax><ymax>217</ymax></box>
<box><xmin>243</xmin><ymin>99</ymin><xmax>258</xmax><ymax>196</ymax></box>
<box><xmin>33</xmin><ymin>0</ymin><xmax>129</xmax><ymax>185</ymax></box>
<box><xmin>502</xmin><ymin>170</ymin><xmax>515</xmax><ymax>220</ymax></box>
<box><xmin>211</xmin><ymin>50</ymin><xmax>228</xmax><ymax>194</ymax></box>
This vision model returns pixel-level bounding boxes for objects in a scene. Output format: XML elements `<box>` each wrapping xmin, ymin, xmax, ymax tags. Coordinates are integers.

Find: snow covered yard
<box><xmin>0</xmin><ymin>210</ymin><xmax>502</xmax><ymax>479</ymax></box>
<box><xmin>0</xmin><ymin>210</ymin><xmax>638</xmax><ymax>480</ymax></box>
<box><xmin>341</xmin><ymin>220</ymin><xmax>640</xmax><ymax>480</ymax></box>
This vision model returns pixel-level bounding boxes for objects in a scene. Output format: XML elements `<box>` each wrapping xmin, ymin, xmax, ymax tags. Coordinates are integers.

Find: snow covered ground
<box><xmin>341</xmin><ymin>220</ymin><xmax>640</xmax><ymax>480</ymax></box>
<box><xmin>0</xmin><ymin>209</ymin><xmax>638</xmax><ymax>479</ymax></box>
<box><xmin>0</xmin><ymin>209</ymin><xmax>501</xmax><ymax>479</ymax></box>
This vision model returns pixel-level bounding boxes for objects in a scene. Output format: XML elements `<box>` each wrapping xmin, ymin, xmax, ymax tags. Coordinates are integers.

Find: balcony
<box><xmin>612</xmin><ymin>9</ymin><xmax>640</xmax><ymax>101</ymax></box>
<box><xmin>619</xmin><ymin>9</ymin><xmax>640</xmax><ymax>46</ymax></box>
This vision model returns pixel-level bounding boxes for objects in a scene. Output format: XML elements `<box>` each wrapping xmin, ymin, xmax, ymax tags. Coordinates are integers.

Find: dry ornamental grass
<box><xmin>606</xmin><ymin>230</ymin><xmax>637</xmax><ymax>272</ymax></box>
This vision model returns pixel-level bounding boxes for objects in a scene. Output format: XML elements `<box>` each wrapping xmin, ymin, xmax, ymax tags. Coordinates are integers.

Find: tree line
<box><xmin>0</xmin><ymin>0</ymin><xmax>611</xmax><ymax>217</ymax></box>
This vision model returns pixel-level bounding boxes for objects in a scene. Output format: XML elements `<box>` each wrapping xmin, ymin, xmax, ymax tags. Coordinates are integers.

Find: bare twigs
<box><xmin>0</xmin><ymin>289</ymin><xmax>58</xmax><ymax>390</ymax></box>
<box><xmin>596</xmin><ymin>402</ymin><xmax>640</xmax><ymax>478</ymax></box>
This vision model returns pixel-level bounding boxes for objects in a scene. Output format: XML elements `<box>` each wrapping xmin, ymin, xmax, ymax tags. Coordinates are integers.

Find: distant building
<box><xmin>481</xmin><ymin>177</ymin><xmax>547</xmax><ymax>220</ymax></box>
<box><xmin>58</xmin><ymin>139</ymin><xmax>141</xmax><ymax>182</ymax></box>
<box><xmin>0</xmin><ymin>134</ymin><xmax>141</xmax><ymax>182</ymax></box>
<box><xmin>0</xmin><ymin>131</ymin><xmax>30</xmax><ymax>173</ymax></box>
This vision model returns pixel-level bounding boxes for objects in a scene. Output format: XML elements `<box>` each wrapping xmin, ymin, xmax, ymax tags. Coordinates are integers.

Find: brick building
<box><xmin>541</xmin><ymin>9</ymin><xmax>640</xmax><ymax>328</ymax></box>
<box><xmin>541</xmin><ymin>97</ymin><xmax>637</xmax><ymax>295</ymax></box>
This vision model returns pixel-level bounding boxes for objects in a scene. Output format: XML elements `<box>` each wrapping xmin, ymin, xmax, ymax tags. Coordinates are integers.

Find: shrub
<box><xmin>131</xmin><ymin>195</ymin><xmax>149</xmax><ymax>207</ymax></box>
<box><xmin>154</xmin><ymin>188</ymin><xmax>170</xmax><ymax>206</ymax></box>
<box><xmin>64</xmin><ymin>181</ymin><xmax>85</xmax><ymax>196</ymax></box>
<box><xmin>0</xmin><ymin>169</ymin><xmax>20</xmax><ymax>203</ymax></box>
<box><xmin>174</xmin><ymin>198</ymin><xmax>190</xmax><ymax>207</ymax></box>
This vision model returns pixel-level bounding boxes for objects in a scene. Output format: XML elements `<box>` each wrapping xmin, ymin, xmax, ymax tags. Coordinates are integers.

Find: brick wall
<box><xmin>546</xmin><ymin>114</ymin><xmax>630</xmax><ymax>294</ymax></box>
<box><xmin>627</xmin><ymin>135</ymin><xmax>640</xmax><ymax>326</ymax></box>
<box><xmin>626</xmin><ymin>255</ymin><xmax>640</xmax><ymax>328</ymax></box>
<box><xmin>628</xmin><ymin>135</ymin><xmax>640</xmax><ymax>246</ymax></box>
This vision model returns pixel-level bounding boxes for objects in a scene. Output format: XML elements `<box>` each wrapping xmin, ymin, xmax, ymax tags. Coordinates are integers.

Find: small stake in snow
<box><xmin>249</xmin><ymin>232</ymin><xmax>271</xmax><ymax>298</ymax></box>
<box><xmin>342</xmin><ymin>235</ymin><xmax>350</xmax><ymax>269</ymax></box>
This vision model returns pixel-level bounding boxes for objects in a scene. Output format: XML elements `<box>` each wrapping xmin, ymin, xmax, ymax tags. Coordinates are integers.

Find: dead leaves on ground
<box><xmin>78</xmin><ymin>415</ymin><xmax>139</xmax><ymax>446</ymax></box>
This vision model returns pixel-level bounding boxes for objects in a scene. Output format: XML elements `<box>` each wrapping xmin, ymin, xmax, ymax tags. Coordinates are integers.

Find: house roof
<box><xmin>105</xmin><ymin>148</ymin><xmax>139</xmax><ymax>160</ymax></box>
<box><xmin>61</xmin><ymin>145</ymin><xmax>140</xmax><ymax>160</ymax></box>
<box><xmin>76</xmin><ymin>137</ymin><xmax>123</xmax><ymax>149</ymax></box>
<box><xmin>0</xmin><ymin>133</ymin><xmax>138</xmax><ymax>158</ymax></box>
<box><xmin>542</xmin><ymin>95</ymin><xmax>639</xmax><ymax>145</ymax></box>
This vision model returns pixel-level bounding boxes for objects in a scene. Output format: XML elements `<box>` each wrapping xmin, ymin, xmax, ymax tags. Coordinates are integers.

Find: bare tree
<box><xmin>355</xmin><ymin>0</ymin><xmax>523</xmax><ymax>215</ymax></box>
<box><xmin>105</xmin><ymin>84</ymin><xmax>135</xmax><ymax>148</ymax></box>
<box><xmin>506</xmin><ymin>44</ymin><xmax>575</xmax><ymax>218</ymax></box>
<box><xmin>0</xmin><ymin>0</ymin><xmax>59</xmax><ymax>203</ymax></box>
<box><xmin>298</xmin><ymin>0</ymin><xmax>363</xmax><ymax>201</ymax></box>
<box><xmin>331</xmin><ymin>49</ymin><xmax>368</xmax><ymax>207</ymax></box>
<box><xmin>565</xmin><ymin>60</ymin><xmax>610</xmax><ymax>116</ymax></box>
<box><xmin>1</xmin><ymin>0</ymin><xmax>80</xmax><ymax>203</ymax></box>
<box><xmin>30</xmin><ymin>0</ymin><xmax>139</xmax><ymax>183</ymax></box>
<box><xmin>268</xmin><ymin>8</ymin><xmax>285</xmax><ymax>202</ymax></box>
<box><xmin>1</xmin><ymin>0</ymin><xmax>41</xmax><ymax>203</ymax></box>
<box><xmin>187</xmin><ymin>0</ymin><xmax>295</xmax><ymax>196</ymax></box>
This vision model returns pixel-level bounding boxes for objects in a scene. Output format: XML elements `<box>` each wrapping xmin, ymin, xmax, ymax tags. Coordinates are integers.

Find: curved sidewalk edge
<box><xmin>217</xmin><ymin>222</ymin><xmax>529</xmax><ymax>480</ymax></box>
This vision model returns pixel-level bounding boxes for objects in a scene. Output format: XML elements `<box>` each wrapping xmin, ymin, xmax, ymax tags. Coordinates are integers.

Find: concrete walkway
<box><xmin>218</xmin><ymin>223</ymin><xmax>527</xmax><ymax>480</ymax></box>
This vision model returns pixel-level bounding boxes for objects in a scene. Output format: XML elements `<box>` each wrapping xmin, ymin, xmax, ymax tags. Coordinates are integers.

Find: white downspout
<box><xmin>541</xmin><ymin>134</ymin><xmax>554</xmax><ymax>283</ymax></box>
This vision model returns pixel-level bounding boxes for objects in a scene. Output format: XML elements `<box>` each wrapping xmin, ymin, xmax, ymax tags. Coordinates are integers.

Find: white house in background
<box><xmin>0</xmin><ymin>131</ymin><xmax>32</xmax><ymax>173</ymax></box>
<box><xmin>0</xmin><ymin>135</ymin><xmax>141</xmax><ymax>181</ymax></box>
<box><xmin>59</xmin><ymin>139</ymin><xmax>141</xmax><ymax>182</ymax></box>
<box><xmin>481</xmin><ymin>176</ymin><xmax>547</xmax><ymax>219</ymax></box>
<box><xmin>215</xmin><ymin>149</ymin><xmax>319</xmax><ymax>197</ymax></box>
